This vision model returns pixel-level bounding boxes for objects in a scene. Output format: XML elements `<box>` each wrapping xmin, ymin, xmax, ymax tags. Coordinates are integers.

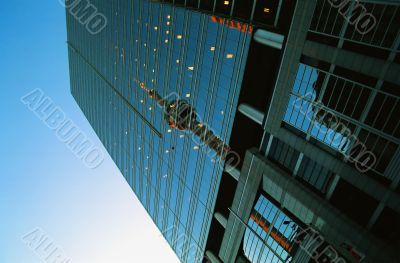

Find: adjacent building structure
<box><xmin>205</xmin><ymin>1</ymin><xmax>400</xmax><ymax>263</ymax></box>
<box><xmin>66</xmin><ymin>0</ymin><xmax>400</xmax><ymax>262</ymax></box>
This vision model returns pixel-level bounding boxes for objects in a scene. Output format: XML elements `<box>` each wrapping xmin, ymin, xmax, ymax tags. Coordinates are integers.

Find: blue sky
<box><xmin>0</xmin><ymin>0</ymin><xmax>179</xmax><ymax>262</ymax></box>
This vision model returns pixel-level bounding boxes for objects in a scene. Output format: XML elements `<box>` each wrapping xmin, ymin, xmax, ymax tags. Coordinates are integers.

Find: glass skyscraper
<box><xmin>66</xmin><ymin>0</ymin><xmax>251</xmax><ymax>261</ymax></box>
<box><xmin>66</xmin><ymin>0</ymin><xmax>400</xmax><ymax>262</ymax></box>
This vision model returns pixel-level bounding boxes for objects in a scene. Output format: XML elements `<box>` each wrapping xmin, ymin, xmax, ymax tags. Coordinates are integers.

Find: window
<box><xmin>243</xmin><ymin>195</ymin><xmax>299</xmax><ymax>262</ymax></box>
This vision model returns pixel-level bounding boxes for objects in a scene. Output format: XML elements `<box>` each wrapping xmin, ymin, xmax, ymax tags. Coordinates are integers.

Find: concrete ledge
<box><xmin>273</xmin><ymin>127</ymin><xmax>400</xmax><ymax>214</ymax></box>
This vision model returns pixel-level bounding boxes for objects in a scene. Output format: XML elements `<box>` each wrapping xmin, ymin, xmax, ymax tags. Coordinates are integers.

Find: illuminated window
<box><xmin>166</xmin><ymin>30</ymin><xmax>170</xmax><ymax>34</ymax></box>
<box><xmin>176</xmin><ymin>35</ymin><xmax>182</xmax><ymax>39</ymax></box>
<box><xmin>165</xmin><ymin>39</ymin><xmax>169</xmax><ymax>43</ymax></box>
<box><xmin>210</xmin><ymin>47</ymin><xmax>215</xmax><ymax>51</ymax></box>
<box><xmin>149</xmin><ymin>107</ymin><xmax>152</xmax><ymax>110</ymax></box>
<box><xmin>140</xmin><ymin>99</ymin><xmax>144</xmax><ymax>103</ymax></box>
<box><xmin>167</xmin><ymin>21</ymin><xmax>170</xmax><ymax>26</ymax></box>
<box><xmin>264</xmin><ymin>8</ymin><xmax>270</xmax><ymax>13</ymax></box>
<box><xmin>179</xmin><ymin>134</ymin><xmax>184</xmax><ymax>138</ymax></box>
<box><xmin>167</xmin><ymin>129</ymin><xmax>172</xmax><ymax>133</ymax></box>
<box><xmin>154</xmin><ymin>26</ymin><xmax>158</xmax><ymax>30</ymax></box>
<box><xmin>226</xmin><ymin>54</ymin><xmax>234</xmax><ymax>59</ymax></box>
<box><xmin>185</xmin><ymin>93</ymin><xmax>191</xmax><ymax>98</ymax></box>
<box><xmin>188</xmin><ymin>66</ymin><xmax>194</xmax><ymax>71</ymax></box>
<box><xmin>223</xmin><ymin>1</ymin><xmax>229</xmax><ymax>5</ymax></box>
<box><xmin>193</xmin><ymin>146</ymin><xmax>199</xmax><ymax>150</ymax></box>
<box><xmin>167</xmin><ymin>15</ymin><xmax>171</xmax><ymax>19</ymax></box>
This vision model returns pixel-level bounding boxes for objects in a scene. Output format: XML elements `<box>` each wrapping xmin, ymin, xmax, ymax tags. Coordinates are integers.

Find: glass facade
<box><xmin>66</xmin><ymin>0</ymin><xmax>251</xmax><ymax>262</ymax></box>
<box><xmin>283</xmin><ymin>64</ymin><xmax>351</xmax><ymax>154</ymax></box>
<box><xmin>243</xmin><ymin>195</ymin><xmax>299</xmax><ymax>263</ymax></box>
<box><xmin>284</xmin><ymin>63</ymin><xmax>399</xmax><ymax>181</ymax></box>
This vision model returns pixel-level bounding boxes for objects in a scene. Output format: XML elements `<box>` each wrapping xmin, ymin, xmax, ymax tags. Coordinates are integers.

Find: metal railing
<box><xmin>309</xmin><ymin>0</ymin><xmax>399</xmax><ymax>52</ymax></box>
<box><xmin>284</xmin><ymin>63</ymin><xmax>400</xmax><ymax>180</ymax></box>
<box><xmin>237</xmin><ymin>196</ymin><xmax>300</xmax><ymax>263</ymax></box>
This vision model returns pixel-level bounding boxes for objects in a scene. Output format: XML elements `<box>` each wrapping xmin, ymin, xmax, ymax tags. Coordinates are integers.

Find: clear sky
<box><xmin>0</xmin><ymin>0</ymin><xmax>179</xmax><ymax>262</ymax></box>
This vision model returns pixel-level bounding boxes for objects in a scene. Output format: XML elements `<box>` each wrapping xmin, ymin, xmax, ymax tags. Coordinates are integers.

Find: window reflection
<box><xmin>243</xmin><ymin>195</ymin><xmax>299</xmax><ymax>262</ymax></box>
<box><xmin>283</xmin><ymin>64</ymin><xmax>351</xmax><ymax>153</ymax></box>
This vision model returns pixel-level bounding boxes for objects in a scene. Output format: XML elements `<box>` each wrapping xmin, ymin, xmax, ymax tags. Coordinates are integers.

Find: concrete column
<box><xmin>218</xmin><ymin>149</ymin><xmax>263</xmax><ymax>263</ymax></box>
<box><xmin>225</xmin><ymin>164</ymin><xmax>240</xmax><ymax>181</ymax></box>
<box><xmin>205</xmin><ymin>251</ymin><xmax>222</xmax><ymax>263</ymax></box>
<box><xmin>263</xmin><ymin>0</ymin><xmax>317</xmax><ymax>135</ymax></box>
<box><xmin>214</xmin><ymin>212</ymin><xmax>228</xmax><ymax>229</ymax></box>
<box><xmin>254</xmin><ymin>29</ymin><xmax>285</xmax><ymax>50</ymax></box>
<box><xmin>238</xmin><ymin>104</ymin><xmax>264</xmax><ymax>125</ymax></box>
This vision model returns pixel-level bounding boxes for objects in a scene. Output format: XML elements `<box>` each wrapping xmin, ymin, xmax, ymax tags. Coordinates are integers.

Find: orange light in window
<box><xmin>224</xmin><ymin>1</ymin><xmax>229</xmax><ymax>5</ymax></box>
<box><xmin>226</xmin><ymin>54</ymin><xmax>233</xmax><ymax>59</ymax></box>
<box><xmin>210</xmin><ymin>16</ymin><xmax>253</xmax><ymax>34</ymax></box>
